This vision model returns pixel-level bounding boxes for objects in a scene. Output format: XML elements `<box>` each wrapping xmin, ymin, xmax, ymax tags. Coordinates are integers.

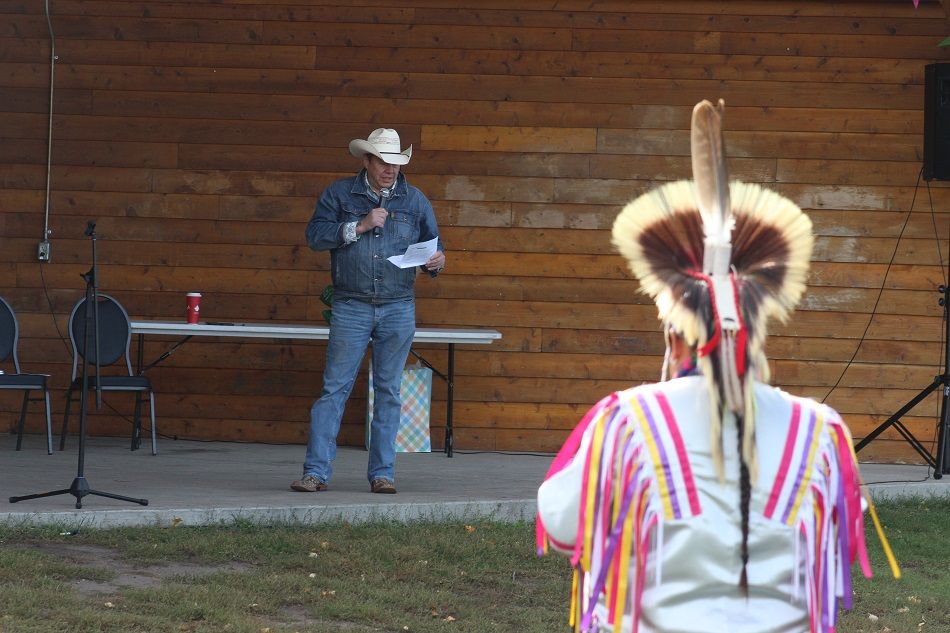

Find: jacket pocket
<box><xmin>341</xmin><ymin>202</ymin><xmax>364</xmax><ymax>225</ymax></box>
<box><xmin>390</xmin><ymin>210</ymin><xmax>417</xmax><ymax>246</ymax></box>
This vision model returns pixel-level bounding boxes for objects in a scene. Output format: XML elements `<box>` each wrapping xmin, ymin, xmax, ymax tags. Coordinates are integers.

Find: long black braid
<box><xmin>736</xmin><ymin>411</ymin><xmax>752</xmax><ymax>597</ymax></box>
<box><xmin>701</xmin><ymin>288</ymin><xmax>753</xmax><ymax>595</ymax></box>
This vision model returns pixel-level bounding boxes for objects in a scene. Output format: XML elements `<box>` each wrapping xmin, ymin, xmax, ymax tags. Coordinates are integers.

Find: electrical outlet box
<box><xmin>37</xmin><ymin>240</ymin><xmax>50</xmax><ymax>261</ymax></box>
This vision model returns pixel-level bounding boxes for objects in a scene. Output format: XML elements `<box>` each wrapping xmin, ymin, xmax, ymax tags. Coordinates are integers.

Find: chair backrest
<box><xmin>68</xmin><ymin>294</ymin><xmax>134</xmax><ymax>378</ymax></box>
<box><xmin>0</xmin><ymin>296</ymin><xmax>21</xmax><ymax>371</ymax></box>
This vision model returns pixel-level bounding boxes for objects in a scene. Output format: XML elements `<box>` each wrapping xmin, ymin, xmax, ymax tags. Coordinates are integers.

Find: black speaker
<box><xmin>924</xmin><ymin>63</ymin><xmax>950</xmax><ymax>180</ymax></box>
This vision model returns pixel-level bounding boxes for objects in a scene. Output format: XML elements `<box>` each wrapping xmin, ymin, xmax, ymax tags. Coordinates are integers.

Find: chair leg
<box><xmin>15</xmin><ymin>390</ymin><xmax>29</xmax><ymax>451</ymax></box>
<box><xmin>60</xmin><ymin>385</ymin><xmax>74</xmax><ymax>451</ymax></box>
<box><xmin>43</xmin><ymin>389</ymin><xmax>53</xmax><ymax>455</ymax></box>
<box><xmin>149</xmin><ymin>391</ymin><xmax>157</xmax><ymax>456</ymax></box>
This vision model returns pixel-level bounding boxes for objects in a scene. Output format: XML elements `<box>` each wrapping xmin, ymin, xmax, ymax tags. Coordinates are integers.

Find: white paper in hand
<box><xmin>387</xmin><ymin>236</ymin><xmax>439</xmax><ymax>269</ymax></box>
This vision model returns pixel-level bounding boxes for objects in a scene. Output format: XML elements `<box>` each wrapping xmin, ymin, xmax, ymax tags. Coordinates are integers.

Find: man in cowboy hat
<box><xmin>292</xmin><ymin>128</ymin><xmax>445</xmax><ymax>495</ymax></box>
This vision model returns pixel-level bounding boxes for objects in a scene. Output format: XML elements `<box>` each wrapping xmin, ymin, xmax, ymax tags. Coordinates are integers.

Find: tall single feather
<box><xmin>691</xmin><ymin>99</ymin><xmax>730</xmax><ymax>245</ymax></box>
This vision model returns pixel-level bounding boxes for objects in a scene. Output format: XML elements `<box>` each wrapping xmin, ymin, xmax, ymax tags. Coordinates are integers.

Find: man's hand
<box><xmin>358</xmin><ymin>207</ymin><xmax>388</xmax><ymax>234</ymax></box>
<box><xmin>426</xmin><ymin>250</ymin><xmax>445</xmax><ymax>272</ymax></box>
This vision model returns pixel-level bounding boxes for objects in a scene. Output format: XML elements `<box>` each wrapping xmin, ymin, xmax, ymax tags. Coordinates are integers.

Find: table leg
<box><xmin>446</xmin><ymin>343</ymin><xmax>455</xmax><ymax>458</ymax></box>
<box><xmin>136</xmin><ymin>333</ymin><xmax>144</xmax><ymax>374</ymax></box>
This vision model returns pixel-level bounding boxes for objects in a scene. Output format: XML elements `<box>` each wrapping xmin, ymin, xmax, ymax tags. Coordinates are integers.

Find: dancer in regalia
<box><xmin>536</xmin><ymin>100</ymin><xmax>899</xmax><ymax>633</ymax></box>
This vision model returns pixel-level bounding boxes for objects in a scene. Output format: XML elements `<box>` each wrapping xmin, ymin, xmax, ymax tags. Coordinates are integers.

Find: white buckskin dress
<box><xmin>536</xmin><ymin>374</ymin><xmax>879</xmax><ymax>633</ymax></box>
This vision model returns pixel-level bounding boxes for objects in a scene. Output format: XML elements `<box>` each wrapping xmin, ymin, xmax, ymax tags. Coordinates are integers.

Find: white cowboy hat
<box><xmin>348</xmin><ymin>128</ymin><xmax>412</xmax><ymax>165</ymax></box>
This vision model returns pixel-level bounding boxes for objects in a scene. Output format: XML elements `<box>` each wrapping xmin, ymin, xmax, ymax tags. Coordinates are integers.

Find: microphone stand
<box><xmin>10</xmin><ymin>221</ymin><xmax>148</xmax><ymax>508</ymax></box>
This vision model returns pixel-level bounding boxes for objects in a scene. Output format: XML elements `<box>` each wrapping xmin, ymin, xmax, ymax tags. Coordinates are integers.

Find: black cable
<box><xmin>818</xmin><ymin>169</ymin><xmax>950</xmax><ymax>475</ymax></box>
<box><xmin>38</xmin><ymin>261</ymin><xmax>70</xmax><ymax>356</ymax></box>
<box><xmin>820</xmin><ymin>167</ymin><xmax>923</xmax><ymax>405</ymax></box>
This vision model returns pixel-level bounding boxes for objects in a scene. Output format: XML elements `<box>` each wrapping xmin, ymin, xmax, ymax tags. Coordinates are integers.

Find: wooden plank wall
<box><xmin>2</xmin><ymin>0</ymin><xmax>950</xmax><ymax>463</ymax></box>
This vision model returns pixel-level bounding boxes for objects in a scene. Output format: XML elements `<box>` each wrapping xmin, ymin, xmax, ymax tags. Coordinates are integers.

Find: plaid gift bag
<box><xmin>366</xmin><ymin>364</ymin><xmax>432</xmax><ymax>452</ymax></box>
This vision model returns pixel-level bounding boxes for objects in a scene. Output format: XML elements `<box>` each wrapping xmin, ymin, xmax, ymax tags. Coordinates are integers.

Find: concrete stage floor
<box><xmin>2</xmin><ymin>434</ymin><xmax>947</xmax><ymax>528</ymax></box>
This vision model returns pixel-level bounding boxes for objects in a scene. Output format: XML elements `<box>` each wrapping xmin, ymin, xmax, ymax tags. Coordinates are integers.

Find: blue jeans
<box><xmin>303</xmin><ymin>297</ymin><xmax>415</xmax><ymax>484</ymax></box>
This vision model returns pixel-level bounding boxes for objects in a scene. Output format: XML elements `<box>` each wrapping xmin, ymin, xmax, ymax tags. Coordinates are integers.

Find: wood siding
<box><xmin>2</xmin><ymin>0</ymin><xmax>950</xmax><ymax>463</ymax></box>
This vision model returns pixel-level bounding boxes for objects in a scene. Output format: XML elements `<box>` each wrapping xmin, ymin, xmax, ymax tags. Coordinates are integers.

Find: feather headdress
<box><xmin>612</xmin><ymin>99</ymin><xmax>813</xmax><ymax>481</ymax></box>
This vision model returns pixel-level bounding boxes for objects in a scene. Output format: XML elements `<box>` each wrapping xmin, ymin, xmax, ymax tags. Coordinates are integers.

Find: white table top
<box><xmin>129</xmin><ymin>320</ymin><xmax>502</xmax><ymax>345</ymax></box>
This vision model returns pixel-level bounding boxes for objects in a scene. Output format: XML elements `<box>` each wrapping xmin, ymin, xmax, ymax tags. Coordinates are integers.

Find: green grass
<box><xmin>0</xmin><ymin>496</ymin><xmax>947</xmax><ymax>632</ymax></box>
<box><xmin>837</xmin><ymin>496</ymin><xmax>950</xmax><ymax>633</ymax></box>
<box><xmin>0</xmin><ymin>520</ymin><xmax>569</xmax><ymax>633</ymax></box>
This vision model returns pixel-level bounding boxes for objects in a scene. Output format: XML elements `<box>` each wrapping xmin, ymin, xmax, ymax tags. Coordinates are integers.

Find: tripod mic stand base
<box><xmin>9</xmin><ymin>227</ymin><xmax>150</xmax><ymax>510</ymax></box>
<box><xmin>9</xmin><ymin>476</ymin><xmax>149</xmax><ymax>509</ymax></box>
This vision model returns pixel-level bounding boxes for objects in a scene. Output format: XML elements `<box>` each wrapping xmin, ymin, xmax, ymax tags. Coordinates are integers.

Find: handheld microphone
<box><xmin>375</xmin><ymin>187</ymin><xmax>392</xmax><ymax>238</ymax></box>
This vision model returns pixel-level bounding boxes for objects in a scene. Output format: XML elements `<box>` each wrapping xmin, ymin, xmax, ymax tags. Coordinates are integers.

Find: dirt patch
<box><xmin>273</xmin><ymin>611</ymin><xmax>381</xmax><ymax>632</ymax></box>
<box><xmin>17</xmin><ymin>542</ymin><xmax>252</xmax><ymax>597</ymax></box>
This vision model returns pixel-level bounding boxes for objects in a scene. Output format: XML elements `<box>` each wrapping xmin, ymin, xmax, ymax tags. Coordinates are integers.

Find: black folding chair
<box><xmin>59</xmin><ymin>294</ymin><xmax>158</xmax><ymax>455</ymax></box>
<box><xmin>0</xmin><ymin>296</ymin><xmax>53</xmax><ymax>454</ymax></box>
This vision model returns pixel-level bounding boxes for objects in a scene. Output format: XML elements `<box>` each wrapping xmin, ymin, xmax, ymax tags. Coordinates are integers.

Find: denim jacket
<box><xmin>306</xmin><ymin>170</ymin><xmax>443</xmax><ymax>304</ymax></box>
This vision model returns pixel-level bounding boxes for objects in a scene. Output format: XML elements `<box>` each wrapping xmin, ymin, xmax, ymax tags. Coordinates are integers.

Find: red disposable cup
<box><xmin>186</xmin><ymin>292</ymin><xmax>202</xmax><ymax>324</ymax></box>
